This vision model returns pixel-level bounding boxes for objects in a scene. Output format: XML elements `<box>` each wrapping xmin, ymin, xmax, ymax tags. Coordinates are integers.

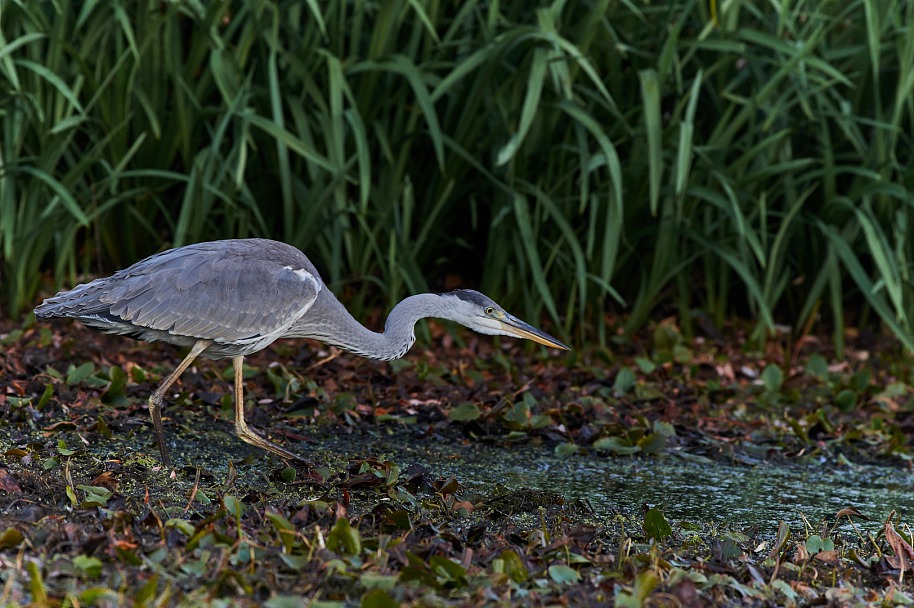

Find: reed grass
<box><xmin>2</xmin><ymin>0</ymin><xmax>913</xmax><ymax>351</ymax></box>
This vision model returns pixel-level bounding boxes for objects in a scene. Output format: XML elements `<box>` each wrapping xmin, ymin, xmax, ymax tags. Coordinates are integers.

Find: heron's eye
<box><xmin>485</xmin><ymin>307</ymin><xmax>495</xmax><ymax>315</ymax></box>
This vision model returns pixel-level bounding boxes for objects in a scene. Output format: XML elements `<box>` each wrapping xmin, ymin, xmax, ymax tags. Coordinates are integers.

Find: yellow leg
<box><xmin>232</xmin><ymin>355</ymin><xmax>307</xmax><ymax>462</ymax></box>
<box><xmin>148</xmin><ymin>339</ymin><xmax>212</xmax><ymax>466</ymax></box>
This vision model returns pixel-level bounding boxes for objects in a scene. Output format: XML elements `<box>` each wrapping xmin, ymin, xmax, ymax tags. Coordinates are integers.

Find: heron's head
<box><xmin>438</xmin><ymin>290</ymin><xmax>569</xmax><ymax>350</ymax></box>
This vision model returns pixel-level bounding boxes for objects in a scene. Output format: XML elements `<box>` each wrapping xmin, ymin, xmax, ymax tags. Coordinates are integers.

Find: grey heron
<box><xmin>34</xmin><ymin>239</ymin><xmax>568</xmax><ymax>466</ymax></box>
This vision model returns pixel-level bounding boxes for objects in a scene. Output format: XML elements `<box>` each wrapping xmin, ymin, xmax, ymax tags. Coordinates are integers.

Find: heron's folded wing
<box><xmin>102</xmin><ymin>250</ymin><xmax>321</xmax><ymax>343</ymax></box>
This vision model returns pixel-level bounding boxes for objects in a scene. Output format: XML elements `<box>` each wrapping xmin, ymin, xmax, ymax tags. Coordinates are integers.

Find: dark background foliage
<box><xmin>2</xmin><ymin>0</ymin><xmax>913</xmax><ymax>350</ymax></box>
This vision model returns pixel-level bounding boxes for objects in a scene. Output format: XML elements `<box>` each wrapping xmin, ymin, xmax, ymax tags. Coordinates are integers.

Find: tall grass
<box><xmin>2</xmin><ymin>0</ymin><xmax>913</xmax><ymax>352</ymax></box>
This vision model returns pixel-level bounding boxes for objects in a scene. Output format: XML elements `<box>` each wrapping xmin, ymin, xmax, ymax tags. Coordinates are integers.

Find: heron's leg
<box><xmin>232</xmin><ymin>355</ymin><xmax>306</xmax><ymax>462</ymax></box>
<box><xmin>148</xmin><ymin>339</ymin><xmax>212</xmax><ymax>466</ymax></box>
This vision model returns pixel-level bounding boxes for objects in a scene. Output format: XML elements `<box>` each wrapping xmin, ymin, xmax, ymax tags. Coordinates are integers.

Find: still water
<box><xmin>360</xmin><ymin>436</ymin><xmax>914</xmax><ymax>531</ymax></box>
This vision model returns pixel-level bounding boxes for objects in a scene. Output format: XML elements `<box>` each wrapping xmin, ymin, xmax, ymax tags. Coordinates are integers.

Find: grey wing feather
<box><xmin>35</xmin><ymin>239</ymin><xmax>322</xmax><ymax>344</ymax></box>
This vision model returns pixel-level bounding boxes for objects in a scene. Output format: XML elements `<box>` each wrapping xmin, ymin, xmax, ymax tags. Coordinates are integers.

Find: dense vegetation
<box><xmin>2</xmin><ymin>0</ymin><xmax>914</xmax><ymax>350</ymax></box>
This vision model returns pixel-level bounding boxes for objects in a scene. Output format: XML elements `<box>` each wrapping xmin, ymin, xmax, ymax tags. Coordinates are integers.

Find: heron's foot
<box><xmin>236</xmin><ymin>425</ymin><xmax>309</xmax><ymax>463</ymax></box>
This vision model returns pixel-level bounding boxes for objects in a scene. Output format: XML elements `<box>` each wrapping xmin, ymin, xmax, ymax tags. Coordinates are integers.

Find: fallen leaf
<box><xmin>836</xmin><ymin>507</ymin><xmax>871</xmax><ymax>520</ymax></box>
<box><xmin>91</xmin><ymin>471</ymin><xmax>118</xmax><ymax>490</ymax></box>
<box><xmin>885</xmin><ymin>521</ymin><xmax>914</xmax><ymax>575</ymax></box>
<box><xmin>0</xmin><ymin>469</ymin><xmax>21</xmax><ymax>493</ymax></box>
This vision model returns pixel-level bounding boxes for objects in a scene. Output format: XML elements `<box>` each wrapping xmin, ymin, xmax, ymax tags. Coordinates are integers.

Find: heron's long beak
<box><xmin>498</xmin><ymin>315</ymin><xmax>570</xmax><ymax>350</ymax></box>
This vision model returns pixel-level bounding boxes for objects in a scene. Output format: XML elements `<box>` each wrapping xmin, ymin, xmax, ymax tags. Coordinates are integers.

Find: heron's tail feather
<box><xmin>34</xmin><ymin>279</ymin><xmax>112</xmax><ymax>319</ymax></box>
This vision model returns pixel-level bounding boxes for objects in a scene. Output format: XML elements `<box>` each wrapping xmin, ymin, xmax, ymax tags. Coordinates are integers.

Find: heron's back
<box><xmin>34</xmin><ymin>239</ymin><xmax>324</xmax><ymax>357</ymax></box>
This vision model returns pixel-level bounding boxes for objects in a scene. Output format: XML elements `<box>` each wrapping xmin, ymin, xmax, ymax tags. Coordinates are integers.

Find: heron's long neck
<box><xmin>292</xmin><ymin>293</ymin><xmax>446</xmax><ymax>361</ymax></box>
